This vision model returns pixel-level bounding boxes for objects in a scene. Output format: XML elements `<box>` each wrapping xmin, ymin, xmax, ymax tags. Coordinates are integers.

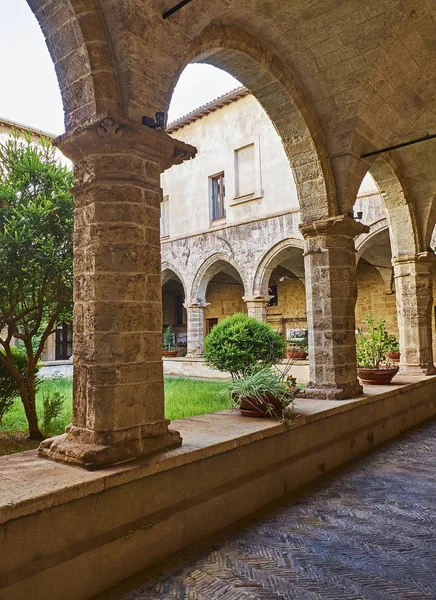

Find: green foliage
<box><xmin>287</xmin><ymin>337</ymin><xmax>308</xmax><ymax>352</ymax></box>
<box><xmin>356</xmin><ymin>314</ymin><xmax>395</xmax><ymax>369</ymax></box>
<box><xmin>204</xmin><ymin>313</ymin><xmax>286</xmax><ymax>379</ymax></box>
<box><xmin>226</xmin><ymin>367</ymin><xmax>296</xmax><ymax>410</ymax></box>
<box><xmin>386</xmin><ymin>334</ymin><xmax>400</xmax><ymax>353</ymax></box>
<box><xmin>0</xmin><ymin>130</ymin><xmax>73</xmax><ymax>437</ymax></box>
<box><xmin>41</xmin><ymin>389</ymin><xmax>65</xmax><ymax>435</ymax></box>
<box><xmin>0</xmin><ymin>347</ymin><xmax>39</xmax><ymax>423</ymax></box>
<box><xmin>163</xmin><ymin>325</ymin><xmax>177</xmax><ymax>351</ymax></box>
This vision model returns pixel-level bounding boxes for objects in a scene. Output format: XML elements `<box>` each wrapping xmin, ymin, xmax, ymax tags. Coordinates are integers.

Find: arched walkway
<box><xmin>178</xmin><ymin>24</ymin><xmax>337</xmax><ymax>224</ymax></box>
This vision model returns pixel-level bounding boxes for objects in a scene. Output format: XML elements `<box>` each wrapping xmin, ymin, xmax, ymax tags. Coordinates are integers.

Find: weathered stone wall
<box><xmin>204</xmin><ymin>281</ymin><xmax>246</xmax><ymax>322</ymax></box>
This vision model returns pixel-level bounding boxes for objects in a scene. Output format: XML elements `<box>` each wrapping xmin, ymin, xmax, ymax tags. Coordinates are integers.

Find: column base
<box><xmin>301</xmin><ymin>381</ymin><xmax>363</xmax><ymax>400</ymax></box>
<box><xmin>38</xmin><ymin>421</ymin><xmax>182</xmax><ymax>470</ymax></box>
<box><xmin>399</xmin><ymin>363</ymin><xmax>436</xmax><ymax>376</ymax></box>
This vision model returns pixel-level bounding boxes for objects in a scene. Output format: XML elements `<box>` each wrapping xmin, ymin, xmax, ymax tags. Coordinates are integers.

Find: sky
<box><xmin>0</xmin><ymin>0</ymin><xmax>240</xmax><ymax>135</ymax></box>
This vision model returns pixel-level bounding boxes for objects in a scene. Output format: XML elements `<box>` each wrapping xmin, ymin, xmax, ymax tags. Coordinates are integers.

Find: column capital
<box><xmin>299</xmin><ymin>215</ymin><xmax>369</xmax><ymax>239</ymax></box>
<box><xmin>242</xmin><ymin>295</ymin><xmax>271</xmax><ymax>304</ymax></box>
<box><xmin>54</xmin><ymin>114</ymin><xmax>197</xmax><ymax>172</ymax></box>
<box><xmin>392</xmin><ymin>250</ymin><xmax>436</xmax><ymax>267</ymax></box>
<box><xmin>183</xmin><ymin>301</ymin><xmax>209</xmax><ymax>309</ymax></box>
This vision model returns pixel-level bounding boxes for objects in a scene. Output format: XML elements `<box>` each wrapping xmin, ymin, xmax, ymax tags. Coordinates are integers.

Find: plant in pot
<box><xmin>226</xmin><ymin>366</ymin><xmax>298</xmax><ymax>418</ymax></box>
<box><xmin>287</xmin><ymin>337</ymin><xmax>308</xmax><ymax>360</ymax></box>
<box><xmin>386</xmin><ymin>334</ymin><xmax>400</xmax><ymax>362</ymax></box>
<box><xmin>162</xmin><ymin>325</ymin><xmax>179</xmax><ymax>358</ymax></box>
<box><xmin>205</xmin><ymin>313</ymin><xmax>297</xmax><ymax>418</ymax></box>
<box><xmin>356</xmin><ymin>314</ymin><xmax>399</xmax><ymax>385</ymax></box>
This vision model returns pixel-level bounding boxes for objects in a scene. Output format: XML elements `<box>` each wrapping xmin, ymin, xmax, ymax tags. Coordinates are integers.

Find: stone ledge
<box><xmin>0</xmin><ymin>375</ymin><xmax>431</xmax><ymax>524</ymax></box>
<box><xmin>1</xmin><ymin>376</ymin><xmax>436</xmax><ymax>600</ymax></box>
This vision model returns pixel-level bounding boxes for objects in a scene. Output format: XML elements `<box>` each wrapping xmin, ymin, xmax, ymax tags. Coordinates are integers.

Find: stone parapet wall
<box><xmin>2</xmin><ymin>377</ymin><xmax>435</xmax><ymax>600</ymax></box>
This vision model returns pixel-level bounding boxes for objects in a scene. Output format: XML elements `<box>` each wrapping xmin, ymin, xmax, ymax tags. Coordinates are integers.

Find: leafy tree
<box><xmin>0</xmin><ymin>347</ymin><xmax>40</xmax><ymax>423</ymax></box>
<box><xmin>0</xmin><ymin>131</ymin><xmax>73</xmax><ymax>439</ymax></box>
<box><xmin>204</xmin><ymin>313</ymin><xmax>286</xmax><ymax>379</ymax></box>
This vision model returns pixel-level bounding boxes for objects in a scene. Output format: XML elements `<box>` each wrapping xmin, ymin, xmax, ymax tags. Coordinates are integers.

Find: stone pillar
<box><xmin>392</xmin><ymin>252</ymin><xmax>436</xmax><ymax>375</ymax></box>
<box><xmin>243</xmin><ymin>296</ymin><xmax>269</xmax><ymax>322</ymax></box>
<box><xmin>184</xmin><ymin>303</ymin><xmax>207</xmax><ymax>357</ymax></box>
<box><xmin>39</xmin><ymin>116</ymin><xmax>196</xmax><ymax>469</ymax></box>
<box><xmin>300</xmin><ymin>215</ymin><xmax>369</xmax><ymax>400</ymax></box>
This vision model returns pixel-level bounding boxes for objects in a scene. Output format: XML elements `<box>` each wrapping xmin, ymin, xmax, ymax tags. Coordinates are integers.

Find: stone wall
<box><xmin>356</xmin><ymin>262</ymin><xmax>398</xmax><ymax>336</ymax></box>
<box><xmin>204</xmin><ymin>281</ymin><xmax>246</xmax><ymax>322</ymax></box>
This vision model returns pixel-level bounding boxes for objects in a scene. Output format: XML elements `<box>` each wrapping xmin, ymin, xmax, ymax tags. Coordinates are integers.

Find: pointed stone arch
<box><xmin>190</xmin><ymin>252</ymin><xmax>248</xmax><ymax>304</ymax></box>
<box><xmin>173</xmin><ymin>24</ymin><xmax>337</xmax><ymax>224</ymax></box>
<box><xmin>368</xmin><ymin>154</ymin><xmax>420</xmax><ymax>259</ymax></box>
<box><xmin>253</xmin><ymin>238</ymin><xmax>304</xmax><ymax>298</ymax></box>
<box><xmin>161</xmin><ymin>261</ymin><xmax>187</xmax><ymax>297</ymax></box>
<box><xmin>28</xmin><ymin>0</ymin><xmax>121</xmax><ymax>130</ymax></box>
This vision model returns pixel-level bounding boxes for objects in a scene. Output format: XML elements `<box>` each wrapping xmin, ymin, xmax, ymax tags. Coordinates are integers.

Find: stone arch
<box><xmin>355</xmin><ymin>224</ymin><xmax>394</xmax><ymax>295</ymax></box>
<box><xmin>355</xmin><ymin>218</ymin><xmax>389</xmax><ymax>261</ymax></box>
<box><xmin>253</xmin><ymin>238</ymin><xmax>304</xmax><ymax>298</ymax></box>
<box><xmin>170</xmin><ymin>24</ymin><xmax>337</xmax><ymax>224</ymax></box>
<box><xmin>190</xmin><ymin>252</ymin><xmax>248</xmax><ymax>304</ymax></box>
<box><xmin>368</xmin><ymin>154</ymin><xmax>420</xmax><ymax>259</ymax></box>
<box><xmin>161</xmin><ymin>261</ymin><xmax>187</xmax><ymax>297</ymax></box>
<box><xmin>28</xmin><ymin>0</ymin><xmax>121</xmax><ymax>130</ymax></box>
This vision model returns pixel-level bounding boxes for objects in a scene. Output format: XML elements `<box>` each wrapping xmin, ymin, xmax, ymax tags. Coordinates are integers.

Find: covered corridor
<box><xmin>98</xmin><ymin>419</ymin><xmax>436</xmax><ymax>600</ymax></box>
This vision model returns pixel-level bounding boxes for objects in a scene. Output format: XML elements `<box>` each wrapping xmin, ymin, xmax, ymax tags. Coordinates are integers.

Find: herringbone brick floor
<box><xmin>97</xmin><ymin>420</ymin><xmax>436</xmax><ymax>599</ymax></box>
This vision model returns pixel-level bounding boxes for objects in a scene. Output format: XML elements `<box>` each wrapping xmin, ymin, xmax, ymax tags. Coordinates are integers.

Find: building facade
<box><xmin>160</xmin><ymin>88</ymin><xmax>426</xmax><ymax>359</ymax></box>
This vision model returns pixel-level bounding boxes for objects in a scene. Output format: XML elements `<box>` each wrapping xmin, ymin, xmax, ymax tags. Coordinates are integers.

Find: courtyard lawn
<box><xmin>0</xmin><ymin>376</ymin><xmax>232</xmax><ymax>457</ymax></box>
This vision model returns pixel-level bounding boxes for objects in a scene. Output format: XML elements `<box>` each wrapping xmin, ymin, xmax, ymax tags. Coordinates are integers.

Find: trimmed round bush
<box><xmin>204</xmin><ymin>313</ymin><xmax>286</xmax><ymax>378</ymax></box>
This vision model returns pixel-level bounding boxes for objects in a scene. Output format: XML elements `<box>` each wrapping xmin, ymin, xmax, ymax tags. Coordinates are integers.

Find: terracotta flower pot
<box><xmin>386</xmin><ymin>352</ymin><xmax>401</xmax><ymax>361</ymax></box>
<box><xmin>357</xmin><ymin>367</ymin><xmax>399</xmax><ymax>385</ymax></box>
<box><xmin>238</xmin><ymin>394</ymin><xmax>287</xmax><ymax>418</ymax></box>
<box><xmin>162</xmin><ymin>350</ymin><xmax>179</xmax><ymax>358</ymax></box>
<box><xmin>287</xmin><ymin>351</ymin><xmax>308</xmax><ymax>360</ymax></box>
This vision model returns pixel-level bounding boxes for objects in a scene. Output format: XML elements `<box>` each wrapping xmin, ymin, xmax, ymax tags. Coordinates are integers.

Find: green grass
<box><xmin>0</xmin><ymin>376</ymin><xmax>231</xmax><ymax>456</ymax></box>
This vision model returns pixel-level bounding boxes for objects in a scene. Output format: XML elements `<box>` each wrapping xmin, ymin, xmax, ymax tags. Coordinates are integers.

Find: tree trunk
<box><xmin>18</xmin><ymin>376</ymin><xmax>43</xmax><ymax>440</ymax></box>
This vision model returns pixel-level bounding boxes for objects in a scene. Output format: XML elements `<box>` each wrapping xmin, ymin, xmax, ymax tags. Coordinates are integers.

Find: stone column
<box><xmin>184</xmin><ymin>303</ymin><xmax>207</xmax><ymax>357</ymax></box>
<box><xmin>300</xmin><ymin>215</ymin><xmax>369</xmax><ymax>400</ymax></box>
<box><xmin>39</xmin><ymin>116</ymin><xmax>196</xmax><ymax>469</ymax></box>
<box><xmin>243</xmin><ymin>296</ymin><xmax>269</xmax><ymax>322</ymax></box>
<box><xmin>392</xmin><ymin>252</ymin><xmax>436</xmax><ymax>375</ymax></box>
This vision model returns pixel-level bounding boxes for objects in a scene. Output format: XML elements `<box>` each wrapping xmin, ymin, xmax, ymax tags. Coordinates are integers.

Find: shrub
<box><xmin>204</xmin><ymin>313</ymin><xmax>286</xmax><ymax>379</ymax></box>
<box><xmin>0</xmin><ymin>347</ymin><xmax>39</xmax><ymax>423</ymax></box>
<box><xmin>356</xmin><ymin>314</ymin><xmax>392</xmax><ymax>369</ymax></box>
<box><xmin>41</xmin><ymin>389</ymin><xmax>65</xmax><ymax>435</ymax></box>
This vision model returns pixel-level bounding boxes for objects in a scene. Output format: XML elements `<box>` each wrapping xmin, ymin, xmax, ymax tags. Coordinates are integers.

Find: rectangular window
<box><xmin>206</xmin><ymin>318</ymin><xmax>218</xmax><ymax>334</ymax></box>
<box><xmin>160</xmin><ymin>194</ymin><xmax>169</xmax><ymax>237</ymax></box>
<box><xmin>235</xmin><ymin>143</ymin><xmax>255</xmax><ymax>197</ymax></box>
<box><xmin>55</xmin><ymin>322</ymin><xmax>73</xmax><ymax>360</ymax></box>
<box><xmin>211</xmin><ymin>173</ymin><xmax>225</xmax><ymax>221</ymax></box>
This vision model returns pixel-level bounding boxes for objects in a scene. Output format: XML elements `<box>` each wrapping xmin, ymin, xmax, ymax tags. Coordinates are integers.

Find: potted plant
<box><xmin>287</xmin><ymin>337</ymin><xmax>308</xmax><ymax>360</ymax></box>
<box><xmin>162</xmin><ymin>325</ymin><xmax>179</xmax><ymax>358</ymax></box>
<box><xmin>226</xmin><ymin>366</ymin><xmax>298</xmax><ymax>418</ymax></box>
<box><xmin>204</xmin><ymin>313</ymin><xmax>286</xmax><ymax>380</ymax></box>
<box><xmin>356</xmin><ymin>315</ymin><xmax>399</xmax><ymax>385</ymax></box>
<box><xmin>386</xmin><ymin>334</ymin><xmax>400</xmax><ymax>361</ymax></box>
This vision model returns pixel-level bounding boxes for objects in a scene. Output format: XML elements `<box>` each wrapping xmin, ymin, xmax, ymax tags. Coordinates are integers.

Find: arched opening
<box><xmin>204</xmin><ymin>265</ymin><xmax>246</xmax><ymax>334</ymax></box>
<box><xmin>162</xmin><ymin>270</ymin><xmax>187</xmax><ymax>355</ymax></box>
<box><xmin>164</xmin><ymin>24</ymin><xmax>336</xmax><ymax>224</ymax></box>
<box><xmin>355</xmin><ymin>228</ymin><xmax>398</xmax><ymax>339</ymax></box>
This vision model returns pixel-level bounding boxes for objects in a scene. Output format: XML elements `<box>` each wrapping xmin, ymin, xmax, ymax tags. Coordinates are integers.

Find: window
<box><xmin>235</xmin><ymin>143</ymin><xmax>255</xmax><ymax>197</ymax></box>
<box><xmin>232</xmin><ymin>137</ymin><xmax>263</xmax><ymax>204</ymax></box>
<box><xmin>211</xmin><ymin>173</ymin><xmax>225</xmax><ymax>221</ymax></box>
<box><xmin>160</xmin><ymin>194</ymin><xmax>169</xmax><ymax>237</ymax></box>
<box><xmin>55</xmin><ymin>322</ymin><xmax>73</xmax><ymax>360</ymax></box>
<box><xmin>206</xmin><ymin>318</ymin><xmax>218</xmax><ymax>334</ymax></box>
<box><xmin>268</xmin><ymin>285</ymin><xmax>278</xmax><ymax>307</ymax></box>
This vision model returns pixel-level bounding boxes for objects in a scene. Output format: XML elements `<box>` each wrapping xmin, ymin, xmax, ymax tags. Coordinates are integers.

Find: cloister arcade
<box><xmin>3</xmin><ymin>2</ymin><xmax>436</xmax><ymax>597</ymax></box>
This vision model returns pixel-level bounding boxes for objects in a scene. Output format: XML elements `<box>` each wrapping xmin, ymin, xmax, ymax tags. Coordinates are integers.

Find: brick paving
<box><xmin>97</xmin><ymin>420</ymin><xmax>436</xmax><ymax>599</ymax></box>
